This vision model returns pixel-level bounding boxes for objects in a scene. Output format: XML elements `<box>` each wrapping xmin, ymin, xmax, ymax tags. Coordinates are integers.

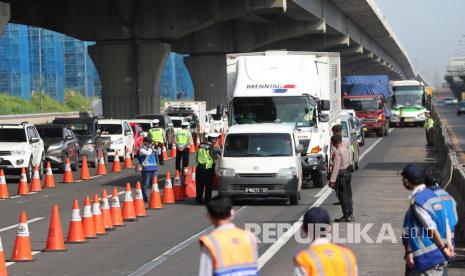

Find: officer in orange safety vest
<box><xmin>198</xmin><ymin>196</ymin><xmax>258</xmax><ymax>276</ymax></box>
<box><xmin>293</xmin><ymin>207</ymin><xmax>358</xmax><ymax>276</ymax></box>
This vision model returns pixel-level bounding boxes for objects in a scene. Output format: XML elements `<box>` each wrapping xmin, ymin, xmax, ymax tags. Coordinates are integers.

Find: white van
<box><xmin>217</xmin><ymin>124</ymin><xmax>304</xmax><ymax>205</ymax></box>
<box><xmin>97</xmin><ymin>119</ymin><xmax>134</xmax><ymax>160</ymax></box>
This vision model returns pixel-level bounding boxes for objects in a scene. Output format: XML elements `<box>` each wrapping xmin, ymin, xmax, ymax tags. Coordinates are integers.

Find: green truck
<box><xmin>390</xmin><ymin>80</ymin><xmax>427</xmax><ymax>127</ymax></box>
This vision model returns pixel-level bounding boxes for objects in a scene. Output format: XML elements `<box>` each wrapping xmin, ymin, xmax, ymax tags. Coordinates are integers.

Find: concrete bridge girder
<box><xmin>0</xmin><ymin>2</ymin><xmax>9</xmax><ymax>37</ymax></box>
<box><xmin>254</xmin><ymin>34</ymin><xmax>350</xmax><ymax>52</ymax></box>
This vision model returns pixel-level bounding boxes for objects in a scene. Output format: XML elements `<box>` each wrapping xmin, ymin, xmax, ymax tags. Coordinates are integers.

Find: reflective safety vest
<box><xmin>430</xmin><ymin>186</ymin><xmax>458</xmax><ymax>237</ymax></box>
<box><xmin>424</xmin><ymin>118</ymin><xmax>434</xmax><ymax>129</ymax></box>
<box><xmin>294</xmin><ymin>242</ymin><xmax>357</xmax><ymax>276</ymax></box>
<box><xmin>403</xmin><ymin>188</ymin><xmax>448</xmax><ymax>272</ymax></box>
<box><xmin>149</xmin><ymin>128</ymin><xmax>164</xmax><ymax>143</ymax></box>
<box><xmin>175</xmin><ymin>129</ymin><xmax>190</xmax><ymax>146</ymax></box>
<box><xmin>197</xmin><ymin>143</ymin><xmax>214</xmax><ymax>169</ymax></box>
<box><xmin>200</xmin><ymin>226</ymin><xmax>258</xmax><ymax>276</ymax></box>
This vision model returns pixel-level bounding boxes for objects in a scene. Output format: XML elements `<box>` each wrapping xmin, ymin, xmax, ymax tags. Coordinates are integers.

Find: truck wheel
<box><xmin>289</xmin><ymin>192</ymin><xmax>299</xmax><ymax>205</ymax></box>
<box><xmin>312</xmin><ymin>171</ymin><xmax>326</xmax><ymax>188</ymax></box>
<box><xmin>376</xmin><ymin>127</ymin><xmax>385</xmax><ymax>137</ymax></box>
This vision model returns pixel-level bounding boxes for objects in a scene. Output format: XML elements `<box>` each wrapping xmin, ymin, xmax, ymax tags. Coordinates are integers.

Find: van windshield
<box><xmin>224</xmin><ymin>133</ymin><xmax>293</xmax><ymax>157</ymax></box>
<box><xmin>98</xmin><ymin>124</ymin><xmax>122</xmax><ymax>135</ymax></box>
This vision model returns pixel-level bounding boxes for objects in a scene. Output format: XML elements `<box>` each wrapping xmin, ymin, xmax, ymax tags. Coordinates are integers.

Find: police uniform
<box><xmin>196</xmin><ymin>133</ymin><xmax>220</xmax><ymax>204</ymax></box>
<box><xmin>330</xmin><ymin>144</ymin><xmax>353</xmax><ymax>221</ymax></box>
<box><xmin>293</xmin><ymin>238</ymin><xmax>358</xmax><ymax>276</ymax></box>
<box><xmin>148</xmin><ymin>119</ymin><xmax>165</xmax><ymax>165</ymax></box>
<box><xmin>175</xmin><ymin>122</ymin><xmax>192</xmax><ymax>174</ymax></box>
<box><xmin>199</xmin><ymin>223</ymin><xmax>258</xmax><ymax>276</ymax></box>
<box><xmin>424</xmin><ymin>115</ymin><xmax>434</xmax><ymax>146</ymax></box>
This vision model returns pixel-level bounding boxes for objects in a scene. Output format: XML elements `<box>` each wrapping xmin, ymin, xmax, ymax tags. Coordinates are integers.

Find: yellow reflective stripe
<box><xmin>306</xmin><ymin>249</ymin><xmax>325</xmax><ymax>276</ymax></box>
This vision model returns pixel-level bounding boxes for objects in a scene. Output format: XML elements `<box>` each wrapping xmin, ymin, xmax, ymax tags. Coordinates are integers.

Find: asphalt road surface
<box><xmin>2</xmin><ymin>128</ymin><xmax>463</xmax><ymax>275</ymax></box>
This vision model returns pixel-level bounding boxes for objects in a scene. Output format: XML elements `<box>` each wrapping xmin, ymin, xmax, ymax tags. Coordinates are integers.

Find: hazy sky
<box><xmin>375</xmin><ymin>0</ymin><xmax>465</xmax><ymax>85</ymax></box>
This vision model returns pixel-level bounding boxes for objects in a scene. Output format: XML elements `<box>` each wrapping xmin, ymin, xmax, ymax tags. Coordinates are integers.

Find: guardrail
<box><xmin>432</xmin><ymin>104</ymin><xmax>465</xmax><ymax>243</ymax></box>
<box><xmin>0</xmin><ymin>112</ymin><xmax>93</xmax><ymax>124</ymax></box>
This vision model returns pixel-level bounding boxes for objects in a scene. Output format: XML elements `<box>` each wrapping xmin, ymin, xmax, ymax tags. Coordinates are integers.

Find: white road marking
<box><xmin>313</xmin><ymin>185</ymin><xmax>329</xmax><ymax>198</ymax></box>
<box><xmin>128</xmin><ymin>206</ymin><xmax>248</xmax><ymax>276</ymax></box>
<box><xmin>258</xmin><ymin>128</ymin><xmax>391</xmax><ymax>270</ymax></box>
<box><xmin>9</xmin><ymin>196</ymin><xmax>21</xmax><ymax>199</ymax></box>
<box><xmin>6</xmin><ymin>251</ymin><xmax>41</xmax><ymax>267</ymax></box>
<box><xmin>0</xmin><ymin>217</ymin><xmax>45</xmax><ymax>233</ymax></box>
<box><xmin>107</xmin><ymin>191</ymin><xmax>125</xmax><ymax>198</ymax></box>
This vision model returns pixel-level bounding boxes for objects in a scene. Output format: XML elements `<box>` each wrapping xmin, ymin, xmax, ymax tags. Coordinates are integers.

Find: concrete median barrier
<box><xmin>0</xmin><ymin>112</ymin><xmax>92</xmax><ymax>124</ymax></box>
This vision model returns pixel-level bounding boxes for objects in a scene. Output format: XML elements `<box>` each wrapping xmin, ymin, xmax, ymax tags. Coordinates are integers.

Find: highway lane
<box><xmin>435</xmin><ymin>101</ymin><xmax>465</xmax><ymax>162</ymax></box>
<box><xmin>2</xmin><ymin>133</ymin><xmax>405</xmax><ymax>275</ymax></box>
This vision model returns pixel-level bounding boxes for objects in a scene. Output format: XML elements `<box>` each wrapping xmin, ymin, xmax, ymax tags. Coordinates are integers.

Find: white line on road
<box><xmin>258</xmin><ymin>128</ymin><xmax>391</xmax><ymax>270</ymax></box>
<box><xmin>6</xmin><ymin>251</ymin><xmax>41</xmax><ymax>267</ymax></box>
<box><xmin>0</xmin><ymin>217</ymin><xmax>45</xmax><ymax>233</ymax></box>
<box><xmin>313</xmin><ymin>185</ymin><xmax>329</xmax><ymax>198</ymax></box>
<box><xmin>128</xmin><ymin>206</ymin><xmax>248</xmax><ymax>276</ymax></box>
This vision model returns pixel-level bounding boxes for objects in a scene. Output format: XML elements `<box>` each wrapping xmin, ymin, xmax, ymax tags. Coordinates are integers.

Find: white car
<box><xmin>340</xmin><ymin>114</ymin><xmax>360</xmax><ymax>171</ymax></box>
<box><xmin>0</xmin><ymin>122</ymin><xmax>45</xmax><ymax>181</ymax></box>
<box><xmin>97</xmin><ymin>119</ymin><xmax>134</xmax><ymax>160</ymax></box>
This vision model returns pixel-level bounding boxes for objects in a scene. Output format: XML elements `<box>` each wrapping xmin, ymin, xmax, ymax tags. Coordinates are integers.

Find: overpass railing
<box><xmin>0</xmin><ymin>112</ymin><xmax>93</xmax><ymax>124</ymax></box>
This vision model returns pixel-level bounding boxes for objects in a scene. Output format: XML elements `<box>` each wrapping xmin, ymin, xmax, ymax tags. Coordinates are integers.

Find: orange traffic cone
<box><xmin>124</xmin><ymin>148</ymin><xmax>133</xmax><ymax>169</ymax></box>
<box><xmin>17</xmin><ymin>168</ymin><xmax>30</xmax><ymax>196</ymax></box>
<box><xmin>173</xmin><ymin>170</ymin><xmax>185</xmax><ymax>201</ymax></box>
<box><xmin>185</xmin><ymin>167</ymin><xmax>196</xmax><ymax>198</ymax></box>
<box><xmin>100</xmin><ymin>189</ymin><xmax>114</xmax><ymax>231</ymax></box>
<box><xmin>189</xmin><ymin>141</ymin><xmax>196</xmax><ymax>153</ymax></box>
<box><xmin>10</xmin><ymin>212</ymin><xmax>33</xmax><ymax>261</ymax></box>
<box><xmin>170</xmin><ymin>143</ymin><xmax>177</xmax><ymax>158</ymax></box>
<box><xmin>43</xmin><ymin>162</ymin><xmax>55</xmax><ymax>188</ymax></box>
<box><xmin>220</xmin><ymin>132</ymin><xmax>225</xmax><ymax>146</ymax></box>
<box><xmin>134</xmin><ymin>181</ymin><xmax>147</xmax><ymax>217</ymax></box>
<box><xmin>80</xmin><ymin>155</ymin><xmax>90</xmax><ymax>180</ymax></box>
<box><xmin>62</xmin><ymin>158</ymin><xmax>74</xmax><ymax>183</ymax></box>
<box><xmin>92</xmin><ymin>194</ymin><xmax>106</xmax><ymax>235</ymax></box>
<box><xmin>29</xmin><ymin>165</ymin><xmax>42</xmax><ymax>192</ymax></box>
<box><xmin>82</xmin><ymin>196</ymin><xmax>97</xmax><ymax>239</ymax></box>
<box><xmin>66</xmin><ymin>199</ymin><xmax>87</xmax><ymax>244</ymax></box>
<box><xmin>44</xmin><ymin>205</ymin><xmax>66</xmax><ymax>252</ymax></box>
<box><xmin>0</xmin><ymin>235</ymin><xmax>8</xmax><ymax>275</ymax></box>
<box><xmin>122</xmin><ymin>183</ymin><xmax>137</xmax><ymax>221</ymax></box>
<box><xmin>149</xmin><ymin>177</ymin><xmax>163</xmax><ymax>209</ymax></box>
<box><xmin>110</xmin><ymin>187</ymin><xmax>125</xmax><ymax>227</ymax></box>
<box><xmin>112</xmin><ymin>151</ymin><xmax>122</xmax><ymax>173</ymax></box>
<box><xmin>162</xmin><ymin>145</ymin><xmax>169</xmax><ymax>161</ymax></box>
<box><xmin>0</xmin><ymin>169</ymin><xmax>9</xmax><ymax>199</ymax></box>
<box><xmin>96</xmin><ymin>152</ymin><xmax>107</xmax><ymax>175</ymax></box>
<box><xmin>162</xmin><ymin>171</ymin><xmax>175</xmax><ymax>204</ymax></box>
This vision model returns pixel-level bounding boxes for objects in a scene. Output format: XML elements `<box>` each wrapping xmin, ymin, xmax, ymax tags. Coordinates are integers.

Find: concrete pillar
<box><xmin>0</xmin><ymin>2</ymin><xmax>10</xmax><ymax>37</ymax></box>
<box><xmin>89</xmin><ymin>41</ymin><xmax>170</xmax><ymax>118</ymax></box>
<box><xmin>185</xmin><ymin>54</ymin><xmax>227</xmax><ymax>109</ymax></box>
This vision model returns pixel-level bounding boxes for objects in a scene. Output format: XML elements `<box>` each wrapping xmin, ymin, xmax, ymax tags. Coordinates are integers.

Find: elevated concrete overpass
<box><xmin>0</xmin><ymin>0</ymin><xmax>416</xmax><ymax>117</ymax></box>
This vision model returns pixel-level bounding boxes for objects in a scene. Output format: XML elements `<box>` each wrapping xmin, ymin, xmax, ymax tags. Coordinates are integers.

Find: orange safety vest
<box><xmin>294</xmin><ymin>242</ymin><xmax>357</xmax><ymax>276</ymax></box>
<box><xmin>200</xmin><ymin>226</ymin><xmax>258</xmax><ymax>276</ymax></box>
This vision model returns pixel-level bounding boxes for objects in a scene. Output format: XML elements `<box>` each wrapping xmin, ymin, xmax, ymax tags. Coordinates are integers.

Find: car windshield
<box><xmin>37</xmin><ymin>127</ymin><xmax>62</xmax><ymax>138</ymax></box>
<box><xmin>224</xmin><ymin>133</ymin><xmax>293</xmax><ymax>157</ymax></box>
<box><xmin>0</xmin><ymin>128</ymin><xmax>27</xmax><ymax>142</ymax></box>
<box><xmin>98</xmin><ymin>124</ymin><xmax>122</xmax><ymax>135</ymax></box>
<box><xmin>232</xmin><ymin>96</ymin><xmax>317</xmax><ymax>127</ymax></box>
<box><xmin>341</xmin><ymin>122</ymin><xmax>349</xmax><ymax>137</ymax></box>
<box><xmin>393</xmin><ymin>86</ymin><xmax>424</xmax><ymax>107</ymax></box>
<box><xmin>66</xmin><ymin>122</ymin><xmax>91</xmax><ymax>136</ymax></box>
<box><xmin>344</xmin><ymin>98</ymin><xmax>381</xmax><ymax>111</ymax></box>
<box><xmin>172</xmin><ymin>120</ymin><xmax>183</xmax><ymax>128</ymax></box>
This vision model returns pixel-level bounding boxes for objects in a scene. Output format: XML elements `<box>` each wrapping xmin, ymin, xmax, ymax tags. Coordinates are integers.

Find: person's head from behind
<box><xmin>206</xmin><ymin>196</ymin><xmax>234</xmax><ymax>226</ymax></box>
<box><xmin>424</xmin><ymin>166</ymin><xmax>442</xmax><ymax>188</ymax></box>
<box><xmin>331</xmin><ymin>134</ymin><xmax>342</xmax><ymax>148</ymax></box>
<box><xmin>401</xmin><ymin>164</ymin><xmax>425</xmax><ymax>190</ymax></box>
<box><xmin>302</xmin><ymin>207</ymin><xmax>331</xmax><ymax>241</ymax></box>
<box><xmin>143</xmin><ymin>136</ymin><xmax>152</xmax><ymax>146</ymax></box>
<box><xmin>332</xmin><ymin>124</ymin><xmax>342</xmax><ymax>135</ymax></box>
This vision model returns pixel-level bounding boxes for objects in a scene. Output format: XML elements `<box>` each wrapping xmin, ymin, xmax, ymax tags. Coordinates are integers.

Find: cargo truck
<box><xmin>226</xmin><ymin>51</ymin><xmax>341</xmax><ymax>187</ymax></box>
<box><xmin>390</xmin><ymin>80</ymin><xmax>427</xmax><ymax>127</ymax></box>
<box><xmin>164</xmin><ymin>101</ymin><xmax>208</xmax><ymax>142</ymax></box>
<box><xmin>342</xmin><ymin>75</ymin><xmax>392</xmax><ymax>137</ymax></box>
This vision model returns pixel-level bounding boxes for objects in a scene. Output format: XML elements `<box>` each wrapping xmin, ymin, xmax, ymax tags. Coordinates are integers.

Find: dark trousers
<box><xmin>425</xmin><ymin>128</ymin><xmax>433</xmax><ymax>146</ymax></box>
<box><xmin>175</xmin><ymin>148</ymin><xmax>189</xmax><ymax>173</ymax></box>
<box><xmin>141</xmin><ymin>170</ymin><xmax>157</xmax><ymax>202</ymax></box>
<box><xmin>336</xmin><ymin>170</ymin><xmax>353</xmax><ymax>217</ymax></box>
<box><xmin>196</xmin><ymin>165</ymin><xmax>214</xmax><ymax>204</ymax></box>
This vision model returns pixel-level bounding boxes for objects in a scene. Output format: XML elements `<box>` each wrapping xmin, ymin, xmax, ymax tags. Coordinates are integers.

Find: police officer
<box><xmin>148</xmin><ymin>119</ymin><xmax>165</xmax><ymax>165</ymax></box>
<box><xmin>198</xmin><ymin>196</ymin><xmax>258</xmax><ymax>276</ymax></box>
<box><xmin>175</xmin><ymin>122</ymin><xmax>192</xmax><ymax>174</ymax></box>
<box><xmin>196</xmin><ymin>133</ymin><xmax>220</xmax><ymax>204</ymax></box>
<box><xmin>293</xmin><ymin>207</ymin><xmax>358</xmax><ymax>276</ymax></box>
<box><xmin>401</xmin><ymin>164</ymin><xmax>452</xmax><ymax>275</ymax></box>
<box><xmin>424</xmin><ymin>111</ymin><xmax>434</xmax><ymax>146</ymax></box>
<box><xmin>329</xmin><ymin>134</ymin><xmax>354</xmax><ymax>222</ymax></box>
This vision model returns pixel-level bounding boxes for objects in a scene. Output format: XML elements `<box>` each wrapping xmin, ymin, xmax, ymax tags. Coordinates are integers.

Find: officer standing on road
<box><xmin>401</xmin><ymin>164</ymin><xmax>452</xmax><ymax>275</ymax></box>
<box><xmin>137</xmin><ymin>137</ymin><xmax>159</xmax><ymax>203</ymax></box>
<box><xmin>198</xmin><ymin>196</ymin><xmax>258</xmax><ymax>276</ymax></box>
<box><xmin>329</xmin><ymin>134</ymin><xmax>354</xmax><ymax>222</ymax></box>
<box><xmin>148</xmin><ymin>119</ymin><xmax>165</xmax><ymax>165</ymax></box>
<box><xmin>424</xmin><ymin>111</ymin><xmax>434</xmax><ymax>146</ymax></box>
<box><xmin>196</xmin><ymin>133</ymin><xmax>220</xmax><ymax>204</ymax></box>
<box><xmin>293</xmin><ymin>207</ymin><xmax>358</xmax><ymax>276</ymax></box>
<box><xmin>424</xmin><ymin>166</ymin><xmax>458</xmax><ymax>257</ymax></box>
<box><xmin>175</xmin><ymin>122</ymin><xmax>193</xmax><ymax>174</ymax></box>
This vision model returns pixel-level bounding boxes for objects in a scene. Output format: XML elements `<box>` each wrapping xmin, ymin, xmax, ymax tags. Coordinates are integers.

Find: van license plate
<box><xmin>245</xmin><ymin>188</ymin><xmax>268</xmax><ymax>193</ymax></box>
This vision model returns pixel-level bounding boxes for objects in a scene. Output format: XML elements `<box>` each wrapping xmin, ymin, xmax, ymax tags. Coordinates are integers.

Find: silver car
<box><xmin>340</xmin><ymin>114</ymin><xmax>360</xmax><ymax>171</ymax></box>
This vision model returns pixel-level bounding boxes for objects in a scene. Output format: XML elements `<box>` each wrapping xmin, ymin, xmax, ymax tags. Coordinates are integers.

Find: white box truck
<box><xmin>226</xmin><ymin>51</ymin><xmax>341</xmax><ymax>187</ymax></box>
<box><xmin>164</xmin><ymin>101</ymin><xmax>209</xmax><ymax>141</ymax></box>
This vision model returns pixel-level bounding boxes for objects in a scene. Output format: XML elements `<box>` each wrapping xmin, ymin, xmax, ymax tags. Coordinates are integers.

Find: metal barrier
<box><xmin>432</xmin><ymin>104</ymin><xmax>465</xmax><ymax>242</ymax></box>
<box><xmin>0</xmin><ymin>112</ymin><xmax>93</xmax><ymax>124</ymax></box>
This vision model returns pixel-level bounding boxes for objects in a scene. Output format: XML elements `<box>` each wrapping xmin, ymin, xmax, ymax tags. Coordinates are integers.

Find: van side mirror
<box><xmin>167</xmin><ymin>123</ymin><xmax>174</xmax><ymax>128</ymax></box>
<box><xmin>30</xmin><ymin>137</ymin><xmax>40</xmax><ymax>143</ymax></box>
<box><xmin>319</xmin><ymin>114</ymin><xmax>330</xmax><ymax>123</ymax></box>
<box><xmin>296</xmin><ymin>144</ymin><xmax>305</xmax><ymax>154</ymax></box>
<box><xmin>319</xmin><ymin>100</ymin><xmax>330</xmax><ymax>111</ymax></box>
